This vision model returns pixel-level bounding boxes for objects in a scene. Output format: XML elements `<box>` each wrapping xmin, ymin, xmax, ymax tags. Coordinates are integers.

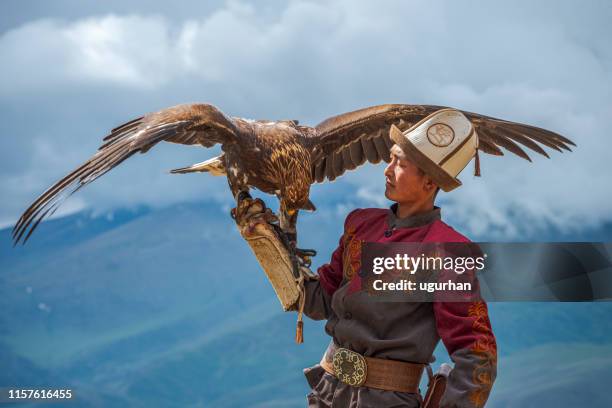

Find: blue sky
<box><xmin>1</xmin><ymin>0</ymin><xmax>611</xmax><ymax>238</ymax></box>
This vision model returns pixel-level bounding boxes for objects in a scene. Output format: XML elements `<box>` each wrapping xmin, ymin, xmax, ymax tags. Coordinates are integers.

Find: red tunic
<box><xmin>302</xmin><ymin>205</ymin><xmax>497</xmax><ymax>408</ymax></box>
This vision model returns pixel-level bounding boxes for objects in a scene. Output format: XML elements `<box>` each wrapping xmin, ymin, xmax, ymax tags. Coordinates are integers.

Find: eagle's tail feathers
<box><xmin>170</xmin><ymin>155</ymin><xmax>226</xmax><ymax>176</ymax></box>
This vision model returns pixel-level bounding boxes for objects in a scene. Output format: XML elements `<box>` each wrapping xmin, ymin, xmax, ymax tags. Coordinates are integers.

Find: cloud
<box><xmin>0</xmin><ymin>15</ymin><xmax>183</xmax><ymax>91</ymax></box>
<box><xmin>1</xmin><ymin>0</ymin><xmax>611</xmax><ymax>238</ymax></box>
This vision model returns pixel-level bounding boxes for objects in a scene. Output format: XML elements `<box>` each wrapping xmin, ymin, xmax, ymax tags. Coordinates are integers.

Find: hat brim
<box><xmin>389</xmin><ymin>125</ymin><xmax>461</xmax><ymax>192</ymax></box>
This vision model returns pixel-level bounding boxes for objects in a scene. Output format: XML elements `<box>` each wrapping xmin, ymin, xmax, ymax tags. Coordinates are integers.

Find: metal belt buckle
<box><xmin>332</xmin><ymin>347</ymin><xmax>367</xmax><ymax>387</ymax></box>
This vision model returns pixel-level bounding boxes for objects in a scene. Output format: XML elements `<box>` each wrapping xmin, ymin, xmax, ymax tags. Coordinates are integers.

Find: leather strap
<box><xmin>422</xmin><ymin>374</ymin><xmax>447</xmax><ymax>408</ymax></box>
<box><xmin>319</xmin><ymin>342</ymin><xmax>425</xmax><ymax>393</ymax></box>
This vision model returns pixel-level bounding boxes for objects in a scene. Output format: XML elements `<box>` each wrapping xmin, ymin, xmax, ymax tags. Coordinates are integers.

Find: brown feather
<box><xmin>480</xmin><ymin>129</ymin><xmax>532</xmax><ymax>161</ymax></box>
<box><xmin>349</xmin><ymin>141</ymin><xmax>365</xmax><ymax>166</ymax></box>
<box><xmin>373</xmin><ymin>132</ymin><xmax>391</xmax><ymax>162</ymax></box>
<box><xmin>495</xmin><ymin>127</ymin><xmax>550</xmax><ymax>158</ymax></box>
<box><xmin>362</xmin><ymin>138</ymin><xmax>381</xmax><ymax>164</ymax></box>
<box><xmin>509</xmin><ymin>122</ymin><xmax>575</xmax><ymax>146</ymax></box>
<box><xmin>333</xmin><ymin>151</ymin><xmax>344</xmax><ymax>178</ymax></box>
<box><xmin>507</xmin><ymin>124</ymin><xmax>570</xmax><ymax>152</ymax></box>
<box><xmin>382</xmin><ymin>132</ymin><xmax>394</xmax><ymax>150</ymax></box>
<box><xmin>342</xmin><ymin>148</ymin><xmax>356</xmax><ymax>170</ymax></box>
<box><xmin>315</xmin><ymin>160</ymin><xmax>326</xmax><ymax>183</ymax></box>
<box><xmin>325</xmin><ymin>153</ymin><xmax>335</xmax><ymax>181</ymax></box>
<box><xmin>104</xmin><ymin>116</ymin><xmax>143</xmax><ymax>141</ymax></box>
<box><xmin>477</xmin><ymin>138</ymin><xmax>504</xmax><ymax>156</ymax></box>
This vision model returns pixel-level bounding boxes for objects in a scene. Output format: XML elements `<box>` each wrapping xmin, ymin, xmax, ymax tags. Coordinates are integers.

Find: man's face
<box><xmin>384</xmin><ymin>145</ymin><xmax>434</xmax><ymax>203</ymax></box>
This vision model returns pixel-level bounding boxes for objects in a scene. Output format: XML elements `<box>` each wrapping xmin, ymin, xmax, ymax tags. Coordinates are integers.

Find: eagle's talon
<box><xmin>300</xmin><ymin>256</ymin><xmax>312</xmax><ymax>268</ymax></box>
<box><xmin>245</xmin><ymin>198</ymin><xmax>266</xmax><ymax>217</ymax></box>
<box><xmin>232</xmin><ymin>196</ymin><xmax>280</xmax><ymax>228</ymax></box>
<box><xmin>294</xmin><ymin>247</ymin><xmax>317</xmax><ymax>268</ymax></box>
<box><xmin>236</xmin><ymin>191</ymin><xmax>252</xmax><ymax>202</ymax></box>
<box><xmin>295</xmin><ymin>247</ymin><xmax>317</xmax><ymax>258</ymax></box>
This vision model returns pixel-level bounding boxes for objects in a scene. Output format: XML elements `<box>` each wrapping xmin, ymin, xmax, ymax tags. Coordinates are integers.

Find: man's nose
<box><xmin>384</xmin><ymin>162</ymin><xmax>393</xmax><ymax>177</ymax></box>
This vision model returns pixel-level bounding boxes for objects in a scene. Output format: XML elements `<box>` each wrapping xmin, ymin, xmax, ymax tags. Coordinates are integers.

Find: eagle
<box><xmin>12</xmin><ymin>103</ymin><xmax>575</xmax><ymax>255</ymax></box>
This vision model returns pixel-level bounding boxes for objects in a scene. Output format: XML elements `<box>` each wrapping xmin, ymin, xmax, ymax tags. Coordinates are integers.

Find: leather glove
<box><xmin>231</xmin><ymin>196</ymin><xmax>315</xmax><ymax>343</ymax></box>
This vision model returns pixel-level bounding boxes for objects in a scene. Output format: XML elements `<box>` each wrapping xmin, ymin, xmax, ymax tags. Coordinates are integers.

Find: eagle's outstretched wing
<box><xmin>13</xmin><ymin>103</ymin><xmax>237</xmax><ymax>245</ymax></box>
<box><xmin>308</xmin><ymin>104</ymin><xmax>575</xmax><ymax>183</ymax></box>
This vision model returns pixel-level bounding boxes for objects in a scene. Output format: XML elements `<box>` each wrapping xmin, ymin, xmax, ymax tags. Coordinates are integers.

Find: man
<box><xmin>300</xmin><ymin>109</ymin><xmax>497</xmax><ymax>407</ymax></box>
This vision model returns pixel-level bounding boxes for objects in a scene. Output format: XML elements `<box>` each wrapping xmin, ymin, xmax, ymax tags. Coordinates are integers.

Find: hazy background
<box><xmin>1</xmin><ymin>1</ymin><xmax>612</xmax><ymax>407</ymax></box>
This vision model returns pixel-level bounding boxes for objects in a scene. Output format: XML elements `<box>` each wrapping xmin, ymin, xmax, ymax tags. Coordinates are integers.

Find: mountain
<box><xmin>0</xmin><ymin>201</ymin><xmax>338</xmax><ymax>407</ymax></box>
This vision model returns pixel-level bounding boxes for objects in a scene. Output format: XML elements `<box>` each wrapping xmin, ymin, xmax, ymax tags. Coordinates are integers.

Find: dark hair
<box><xmin>433</xmin><ymin>187</ymin><xmax>441</xmax><ymax>202</ymax></box>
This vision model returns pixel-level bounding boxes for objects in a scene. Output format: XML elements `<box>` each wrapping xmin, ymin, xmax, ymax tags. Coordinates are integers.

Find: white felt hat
<box><xmin>389</xmin><ymin>109</ymin><xmax>479</xmax><ymax>192</ymax></box>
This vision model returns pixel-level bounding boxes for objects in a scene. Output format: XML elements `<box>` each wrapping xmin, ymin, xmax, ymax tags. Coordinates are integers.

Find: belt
<box><xmin>319</xmin><ymin>342</ymin><xmax>425</xmax><ymax>393</ymax></box>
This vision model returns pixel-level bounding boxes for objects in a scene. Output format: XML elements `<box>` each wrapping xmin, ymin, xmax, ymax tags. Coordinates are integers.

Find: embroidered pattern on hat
<box><xmin>427</xmin><ymin>123</ymin><xmax>455</xmax><ymax>147</ymax></box>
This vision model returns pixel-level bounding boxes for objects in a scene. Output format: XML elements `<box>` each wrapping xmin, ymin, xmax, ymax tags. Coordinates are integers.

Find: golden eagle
<box><xmin>12</xmin><ymin>103</ymin><xmax>574</xmax><ymax>251</ymax></box>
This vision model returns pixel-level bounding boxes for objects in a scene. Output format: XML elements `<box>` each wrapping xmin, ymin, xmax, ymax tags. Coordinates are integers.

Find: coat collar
<box><xmin>387</xmin><ymin>203</ymin><xmax>441</xmax><ymax>229</ymax></box>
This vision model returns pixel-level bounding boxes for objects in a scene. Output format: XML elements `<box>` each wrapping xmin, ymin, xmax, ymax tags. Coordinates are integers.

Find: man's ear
<box><xmin>423</xmin><ymin>174</ymin><xmax>437</xmax><ymax>193</ymax></box>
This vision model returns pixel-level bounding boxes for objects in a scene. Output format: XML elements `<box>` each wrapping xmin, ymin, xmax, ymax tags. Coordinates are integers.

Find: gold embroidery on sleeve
<box><xmin>467</xmin><ymin>301</ymin><xmax>497</xmax><ymax>407</ymax></box>
<box><xmin>342</xmin><ymin>225</ymin><xmax>362</xmax><ymax>280</ymax></box>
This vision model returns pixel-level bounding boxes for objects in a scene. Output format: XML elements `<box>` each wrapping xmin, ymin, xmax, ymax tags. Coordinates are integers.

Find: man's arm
<box><xmin>433</xmin><ymin>275</ymin><xmax>497</xmax><ymax>408</ymax></box>
<box><xmin>301</xmin><ymin>209</ymin><xmax>360</xmax><ymax>320</ymax></box>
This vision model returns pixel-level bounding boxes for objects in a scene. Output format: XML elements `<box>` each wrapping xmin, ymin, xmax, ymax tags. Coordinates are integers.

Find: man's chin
<box><xmin>384</xmin><ymin>188</ymin><xmax>394</xmax><ymax>201</ymax></box>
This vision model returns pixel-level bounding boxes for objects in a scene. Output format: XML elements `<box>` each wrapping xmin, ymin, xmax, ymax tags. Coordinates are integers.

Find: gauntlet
<box><xmin>231</xmin><ymin>195</ymin><xmax>316</xmax><ymax>343</ymax></box>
